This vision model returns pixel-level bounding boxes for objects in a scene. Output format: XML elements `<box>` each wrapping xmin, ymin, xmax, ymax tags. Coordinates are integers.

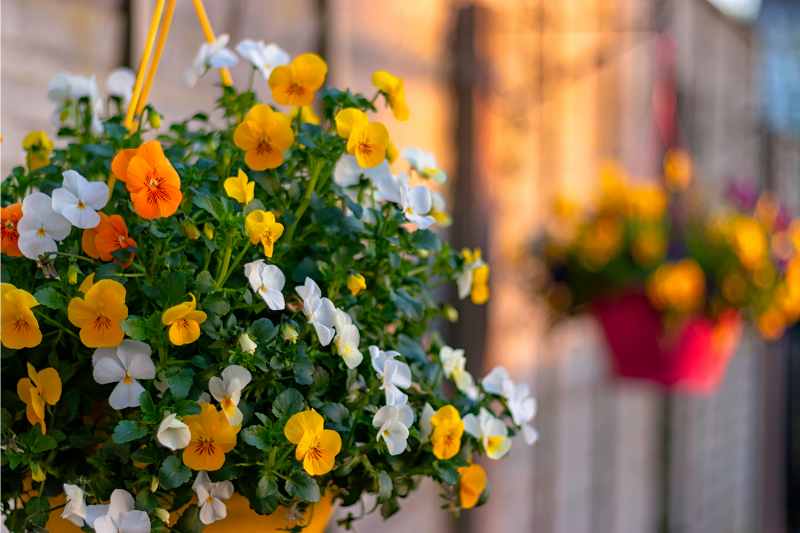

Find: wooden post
<box><xmin>449</xmin><ymin>4</ymin><xmax>490</xmax><ymax>533</ymax></box>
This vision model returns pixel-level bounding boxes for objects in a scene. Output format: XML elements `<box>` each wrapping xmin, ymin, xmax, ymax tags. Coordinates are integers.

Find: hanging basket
<box><xmin>590</xmin><ymin>290</ymin><xmax>742</xmax><ymax>393</ymax></box>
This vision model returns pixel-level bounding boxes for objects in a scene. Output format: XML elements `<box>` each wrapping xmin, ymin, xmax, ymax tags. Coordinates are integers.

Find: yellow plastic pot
<box><xmin>46</xmin><ymin>493</ymin><xmax>333</xmax><ymax>532</ymax></box>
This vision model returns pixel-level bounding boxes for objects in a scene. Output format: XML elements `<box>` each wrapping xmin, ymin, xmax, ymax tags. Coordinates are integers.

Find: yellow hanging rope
<box><xmin>136</xmin><ymin>0</ymin><xmax>177</xmax><ymax>116</ymax></box>
<box><xmin>124</xmin><ymin>0</ymin><xmax>166</xmax><ymax>131</ymax></box>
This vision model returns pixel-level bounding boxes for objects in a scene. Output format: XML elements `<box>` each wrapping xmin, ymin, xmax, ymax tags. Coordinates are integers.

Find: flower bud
<box><xmin>182</xmin><ymin>222</ymin><xmax>201</xmax><ymax>240</ymax></box>
<box><xmin>67</xmin><ymin>264</ymin><xmax>79</xmax><ymax>285</ymax></box>
<box><xmin>203</xmin><ymin>223</ymin><xmax>215</xmax><ymax>240</ymax></box>
<box><xmin>443</xmin><ymin>305</ymin><xmax>459</xmax><ymax>323</ymax></box>
<box><xmin>347</xmin><ymin>273</ymin><xmax>367</xmax><ymax>296</ymax></box>
<box><xmin>150</xmin><ymin>476</ymin><xmax>160</xmax><ymax>493</ymax></box>
<box><xmin>148</xmin><ymin>109</ymin><xmax>162</xmax><ymax>129</ymax></box>
<box><xmin>238</xmin><ymin>332</ymin><xmax>257</xmax><ymax>354</ymax></box>
<box><xmin>31</xmin><ymin>463</ymin><xmax>46</xmax><ymax>482</ymax></box>
<box><xmin>156</xmin><ymin>413</ymin><xmax>191</xmax><ymax>451</ymax></box>
<box><xmin>282</xmin><ymin>324</ymin><xmax>299</xmax><ymax>344</ymax></box>
<box><xmin>154</xmin><ymin>508</ymin><xmax>170</xmax><ymax>524</ymax></box>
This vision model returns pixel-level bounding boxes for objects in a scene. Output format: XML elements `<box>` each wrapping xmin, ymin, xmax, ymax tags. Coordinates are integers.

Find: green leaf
<box><xmin>397</xmin><ymin>334</ymin><xmax>427</xmax><ymax>363</ymax></box>
<box><xmin>167</xmin><ymin>368</ymin><xmax>195</xmax><ymax>399</ymax></box>
<box><xmin>285</xmin><ymin>471</ymin><xmax>320</xmax><ymax>502</ymax></box>
<box><xmin>112</xmin><ymin>420</ymin><xmax>148</xmax><ymax>444</ymax></box>
<box><xmin>256</xmin><ymin>475</ymin><xmax>278</xmax><ymax>499</ymax></box>
<box><xmin>131</xmin><ymin>445</ymin><xmax>161</xmax><ymax>465</ymax></box>
<box><xmin>272</xmin><ymin>388</ymin><xmax>304</xmax><ymax>419</ymax></box>
<box><xmin>293</xmin><ymin>357</ymin><xmax>314</xmax><ymax>385</ymax></box>
<box><xmin>174</xmin><ymin>505</ymin><xmax>203</xmax><ymax>532</ymax></box>
<box><xmin>195</xmin><ymin>271</ymin><xmax>215</xmax><ymax>294</ymax></box>
<box><xmin>159</xmin><ymin>455</ymin><xmax>192</xmax><ymax>489</ymax></box>
<box><xmin>24</xmin><ymin>495</ymin><xmax>50</xmax><ymax>527</ymax></box>
<box><xmin>411</xmin><ymin>229</ymin><xmax>441</xmax><ymax>251</ymax></box>
<box><xmin>434</xmin><ymin>462</ymin><xmax>459</xmax><ymax>485</ymax></box>
<box><xmin>139</xmin><ymin>389</ymin><xmax>159</xmax><ymax>423</ymax></box>
<box><xmin>241</xmin><ymin>425</ymin><xmax>270</xmax><ymax>451</ymax></box>
<box><xmin>33</xmin><ymin>286</ymin><xmax>64</xmax><ymax>310</ymax></box>
<box><xmin>321</xmin><ymin>403</ymin><xmax>349</xmax><ymax>432</ymax></box>
<box><xmin>20</xmin><ymin>429</ymin><xmax>57</xmax><ymax>454</ymax></box>
<box><xmin>378</xmin><ymin>471</ymin><xmax>393</xmax><ymax>501</ymax></box>
<box><xmin>249</xmin><ymin>318</ymin><xmax>277</xmax><ymax>344</ymax></box>
<box><xmin>122</xmin><ymin>315</ymin><xmax>148</xmax><ymax>340</ymax></box>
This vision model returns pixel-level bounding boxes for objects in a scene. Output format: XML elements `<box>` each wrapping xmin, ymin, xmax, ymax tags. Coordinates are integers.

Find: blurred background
<box><xmin>2</xmin><ymin>0</ymin><xmax>800</xmax><ymax>532</ymax></box>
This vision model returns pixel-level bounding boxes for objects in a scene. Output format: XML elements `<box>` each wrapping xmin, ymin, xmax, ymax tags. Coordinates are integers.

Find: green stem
<box><xmin>220</xmin><ymin>242</ymin><xmax>252</xmax><ymax>286</ymax></box>
<box><xmin>52</xmin><ymin>252</ymin><xmax>97</xmax><ymax>265</ymax></box>
<box><xmin>215</xmin><ymin>240</ymin><xmax>234</xmax><ymax>289</ymax></box>
<box><xmin>284</xmin><ymin>162</ymin><xmax>323</xmax><ymax>246</ymax></box>
<box><xmin>37</xmin><ymin>313</ymin><xmax>80</xmax><ymax>340</ymax></box>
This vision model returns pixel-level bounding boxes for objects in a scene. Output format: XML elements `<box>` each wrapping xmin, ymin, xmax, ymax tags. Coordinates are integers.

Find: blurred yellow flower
<box><xmin>731</xmin><ymin>216</ymin><xmax>767</xmax><ymax>270</ymax></box>
<box><xmin>269</xmin><ymin>53</ymin><xmax>327</xmax><ymax>107</ymax></box>
<box><xmin>334</xmin><ymin>108</ymin><xmax>367</xmax><ymax>139</ymax></box>
<box><xmin>647</xmin><ymin>259</ymin><xmax>706</xmax><ymax>314</ymax></box>
<box><xmin>162</xmin><ymin>294</ymin><xmax>207</xmax><ymax>345</ymax></box>
<box><xmin>224</xmin><ymin>169</ymin><xmax>255</xmax><ymax>205</ymax></box>
<box><xmin>663</xmin><ymin>148</ymin><xmax>692</xmax><ymax>190</ymax></box>
<box><xmin>757</xmin><ymin>307</ymin><xmax>785</xmax><ymax>341</ymax></box>
<box><xmin>578</xmin><ymin>216</ymin><xmax>623</xmax><ymax>270</ymax></box>
<box><xmin>245</xmin><ymin>209</ymin><xmax>284</xmax><ymax>258</ymax></box>
<box><xmin>470</xmin><ymin>264</ymin><xmax>490</xmax><ymax>305</ymax></box>
<box><xmin>346</xmin><ymin>120</ymin><xmax>390</xmax><ymax>169</ymax></box>
<box><xmin>632</xmin><ymin>225</ymin><xmax>666</xmax><ymax>266</ymax></box>
<box><xmin>347</xmin><ymin>273</ymin><xmax>366</xmax><ymax>296</ymax></box>
<box><xmin>430</xmin><ymin>405</ymin><xmax>464</xmax><ymax>460</ymax></box>
<box><xmin>626</xmin><ymin>184</ymin><xmax>667</xmax><ymax>220</ymax></box>
<box><xmin>17</xmin><ymin>363</ymin><xmax>61</xmax><ymax>435</ymax></box>
<box><xmin>284</xmin><ymin>409</ymin><xmax>342</xmax><ymax>476</ymax></box>
<box><xmin>372</xmin><ymin>70</ymin><xmax>409</xmax><ymax>121</ymax></box>
<box><xmin>1</xmin><ymin>283</ymin><xmax>42</xmax><ymax>349</ymax></box>
<box><xmin>457</xmin><ymin>464</ymin><xmax>487</xmax><ymax>509</ymax></box>
<box><xmin>596</xmin><ymin>161</ymin><xmax>629</xmax><ymax>212</ymax></box>
<box><xmin>22</xmin><ymin>131</ymin><xmax>54</xmax><ymax>171</ymax></box>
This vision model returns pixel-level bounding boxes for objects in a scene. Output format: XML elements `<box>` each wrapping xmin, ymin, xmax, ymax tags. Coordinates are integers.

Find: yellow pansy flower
<box><xmin>386</xmin><ymin>139</ymin><xmax>399</xmax><ymax>164</ymax></box>
<box><xmin>284</xmin><ymin>409</ymin><xmax>342</xmax><ymax>476</ymax></box>
<box><xmin>1</xmin><ymin>283</ymin><xmax>42</xmax><ymax>349</ymax></box>
<box><xmin>346</xmin><ymin>121</ymin><xmax>390</xmax><ymax>169</ymax></box>
<box><xmin>334</xmin><ymin>108</ymin><xmax>368</xmax><ymax>139</ymax></box>
<box><xmin>223</xmin><ymin>169</ymin><xmax>255</xmax><ymax>205</ymax></box>
<box><xmin>162</xmin><ymin>294</ymin><xmax>207</xmax><ymax>345</ymax></box>
<box><xmin>285</xmin><ymin>106</ymin><xmax>320</xmax><ymax>125</ymax></box>
<box><xmin>67</xmin><ymin>279</ymin><xmax>128</xmax><ymax>347</ymax></box>
<box><xmin>457</xmin><ymin>464</ymin><xmax>487</xmax><ymax>509</ymax></box>
<box><xmin>470</xmin><ymin>264</ymin><xmax>490</xmax><ymax>305</ymax></box>
<box><xmin>372</xmin><ymin>70</ymin><xmax>409</xmax><ymax>121</ymax></box>
<box><xmin>647</xmin><ymin>259</ymin><xmax>705</xmax><ymax>314</ymax></box>
<box><xmin>269</xmin><ymin>53</ymin><xmax>327</xmax><ymax>107</ymax></box>
<box><xmin>626</xmin><ymin>184</ymin><xmax>667</xmax><ymax>220</ymax></box>
<box><xmin>182</xmin><ymin>403</ymin><xmax>238</xmax><ymax>471</ymax></box>
<box><xmin>347</xmin><ymin>273</ymin><xmax>366</xmax><ymax>296</ymax></box>
<box><xmin>430</xmin><ymin>405</ymin><xmax>464</xmax><ymax>460</ymax></box>
<box><xmin>663</xmin><ymin>148</ymin><xmax>692</xmax><ymax>190</ymax></box>
<box><xmin>22</xmin><ymin>131</ymin><xmax>54</xmax><ymax>171</ymax></box>
<box><xmin>245</xmin><ymin>210</ymin><xmax>284</xmax><ymax>258</ymax></box>
<box><xmin>17</xmin><ymin>363</ymin><xmax>61</xmax><ymax>435</ymax></box>
<box><xmin>234</xmin><ymin>104</ymin><xmax>295</xmax><ymax>171</ymax></box>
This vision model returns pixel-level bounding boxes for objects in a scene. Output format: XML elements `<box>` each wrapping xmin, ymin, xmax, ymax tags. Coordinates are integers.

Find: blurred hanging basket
<box><xmin>537</xmin><ymin>157</ymin><xmax>800</xmax><ymax>394</ymax></box>
<box><xmin>590</xmin><ymin>290</ymin><xmax>741</xmax><ymax>393</ymax></box>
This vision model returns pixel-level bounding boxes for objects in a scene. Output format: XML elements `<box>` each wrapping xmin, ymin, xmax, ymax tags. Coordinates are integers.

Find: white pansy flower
<box><xmin>482</xmin><ymin>366</ymin><xmax>538</xmax><ymax>445</ymax></box>
<box><xmin>439</xmin><ymin>346</ymin><xmax>479</xmax><ymax>400</ymax></box>
<box><xmin>419</xmin><ymin>403</ymin><xmax>435</xmax><ymax>442</ymax></box>
<box><xmin>333</xmin><ymin>309</ymin><xmax>363</xmax><ymax>369</ymax></box>
<box><xmin>17</xmin><ymin>192</ymin><xmax>71</xmax><ymax>260</ymax></box>
<box><xmin>51</xmin><ymin>170</ymin><xmax>109</xmax><ymax>229</ymax></box>
<box><xmin>401</xmin><ymin>147</ymin><xmax>447</xmax><ymax>183</ymax></box>
<box><xmin>373</xmin><ymin>403</ymin><xmax>415</xmax><ymax>455</ymax></box>
<box><xmin>370</xmin><ymin>346</ymin><xmax>411</xmax><ymax>406</ymax></box>
<box><xmin>238</xmin><ymin>332</ymin><xmax>257</xmax><ymax>354</ymax></box>
<box><xmin>295</xmin><ymin>277</ymin><xmax>336</xmax><ymax>346</ymax></box>
<box><xmin>61</xmin><ymin>484</ymin><xmax>87</xmax><ymax>527</ymax></box>
<box><xmin>377</xmin><ymin>173</ymin><xmax>435</xmax><ymax>229</ymax></box>
<box><xmin>156</xmin><ymin>413</ymin><xmax>191</xmax><ymax>451</ymax></box>
<box><xmin>463</xmin><ymin>407</ymin><xmax>512</xmax><ymax>459</ymax></box>
<box><xmin>193</xmin><ymin>472</ymin><xmax>234</xmax><ymax>525</ymax></box>
<box><xmin>106</xmin><ymin>67</ymin><xmax>136</xmax><ymax>104</ymax></box>
<box><xmin>92</xmin><ymin>489</ymin><xmax>150</xmax><ymax>533</ymax></box>
<box><xmin>48</xmin><ymin>73</ymin><xmax>103</xmax><ymax>134</ymax></box>
<box><xmin>235</xmin><ymin>40</ymin><xmax>289</xmax><ymax>80</ymax></box>
<box><xmin>197</xmin><ymin>392</ymin><xmax>212</xmax><ymax>405</ymax></box>
<box><xmin>186</xmin><ymin>34</ymin><xmax>238</xmax><ymax>87</ymax></box>
<box><xmin>333</xmin><ymin>154</ymin><xmax>393</xmax><ymax>189</ymax></box>
<box><xmin>209</xmin><ymin>365</ymin><xmax>252</xmax><ymax>426</ymax></box>
<box><xmin>244</xmin><ymin>260</ymin><xmax>285</xmax><ymax>310</ymax></box>
<box><xmin>92</xmin><ymin>340</ymin><xmax>156</xmax><ymax>410</ymax></box>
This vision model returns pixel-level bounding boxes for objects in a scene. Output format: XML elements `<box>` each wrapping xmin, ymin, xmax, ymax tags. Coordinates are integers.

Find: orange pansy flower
<box><xmin>83</xmin><ymin>212</ymin><xmax>137</xmax><ymax>264</ymax></box>
<box><xmin>114</xmin><ymin>141</ymin><xmax>182</xmax><ymax>220</ymax></box>
<box><xmin>182</xmin><ymin>403</ymin><xmax>238</xmax><ymax>471</ymax></box>
<box><xmin>1</xmin><ymin>203</ymin><xmax>23</xmax><ymax>257</ymax></box>
<box><xmin>67</xmin><ymin>278</ymin><xmax>128</xmax><ymax>347</ymax></box>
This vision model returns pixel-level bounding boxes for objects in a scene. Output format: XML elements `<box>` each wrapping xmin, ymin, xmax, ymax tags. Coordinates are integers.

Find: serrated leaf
<box><xmin>167</xmin><ymin>368</ymin><xmax>194</xmax><ymax>399</ymax></box>
<box><xmin>159</xmin><ymin>455</ymin><xmax>191</xmax><ymax>489</ymax></box>
<box><xmin>272</xmin><ymin>388</ymin><xmax>304</xmax><ymax>419</ymax></box>
<box><xmin>122</xmin><ymin>315</ymin><xmax>148</xmax><ymax>340</ymax></box>
<box><xmin>112</xmin><ymin>420</ymin><xmax>148</xmax><ymax>444</ymax></box>
<box><xmin>249</xmin><ymin>318</ymin><xmax>277</xmax><ymax>345</ymax></box>
<box><xmin>257</xmin><ymin>476</ymin><xmax>278</xmax><ymax>498</ymax></box>
<box><xmin>241</xmin><ymin>425</ymin><xmax>270</xmax><ymax>451</ymax></box>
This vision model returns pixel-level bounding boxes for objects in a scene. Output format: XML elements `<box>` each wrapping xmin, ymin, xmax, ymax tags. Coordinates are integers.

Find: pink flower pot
<box><xmin>590</xmin><ymin>290</ymin><xmax>742</xmax><ymax>393</ymax></box>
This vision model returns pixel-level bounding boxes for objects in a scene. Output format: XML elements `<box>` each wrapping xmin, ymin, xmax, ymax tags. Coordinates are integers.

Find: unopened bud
<box><xmin>203</xmin><ymin>223</ymin><xmax>215</xmax><ymax>240</ymax></box>
<box><xmin>182</xmin><ymin>222</ymin><xmax>201</xmax><ymax>240</ymax></box>
<box><xmin>148</xmin><ymin>109</ymin><xmax>162</xmax><ymax>129</ymax></box>
<box><xmin>282</xmin><ymin>324</ymin><xmax>299</xmax><ymax>344</ymax></box>
<box><xmin>154</xmin><ymin>508</ymin><xmax>170</xmax><ymax>524</ymax></box>
<box><xmin>150</xmin><ymin>476</ymin><xmax>159</xmax><ymax>492</ymax></box>
<box><xmin>67</xmin><ymin>264</ymin><xmax>79</xmax><ymax>285</ymax></box>
<box><xmin>238</xmin><ymin>332</ymin><xmax>257</xmax><ymax>354</ymax></box>
<box><xmin>443</xmin><ymin>305</ymin><xmax>459</xmax><ymax>323</ymax></box>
